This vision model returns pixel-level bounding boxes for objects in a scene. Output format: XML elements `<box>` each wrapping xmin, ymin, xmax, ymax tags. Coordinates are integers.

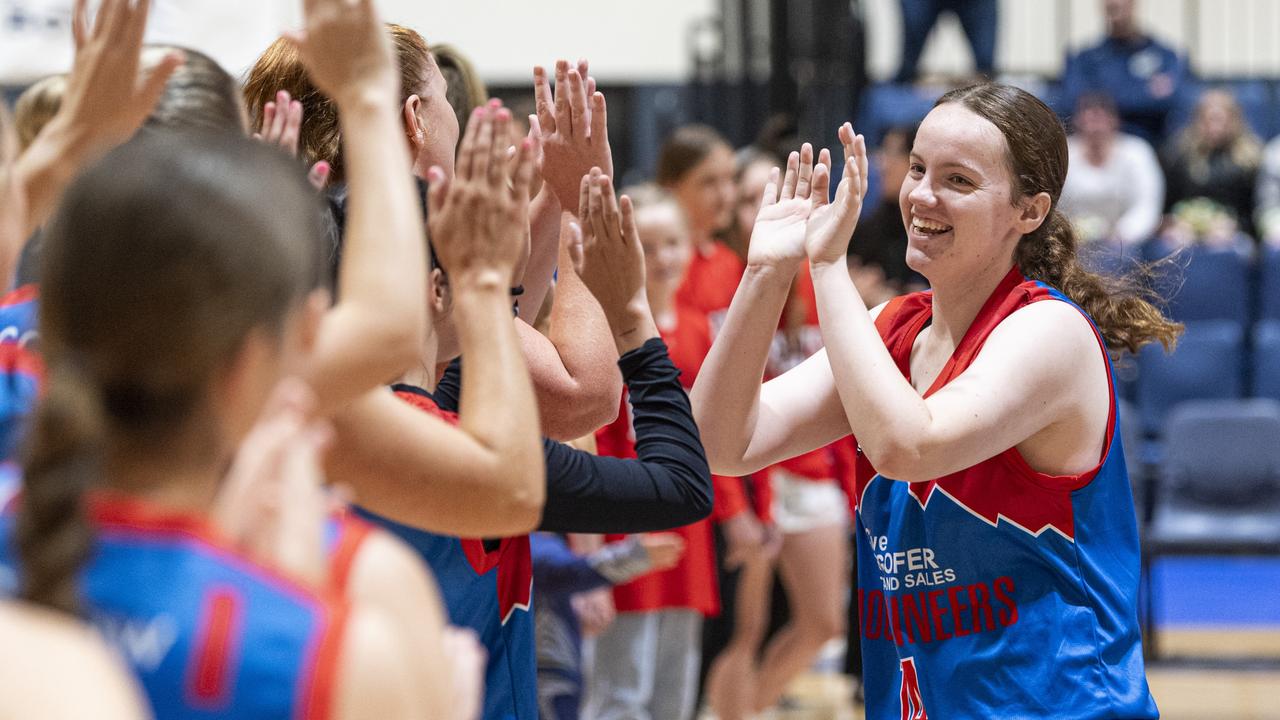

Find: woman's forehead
<box><xmin>914</xmin><ymin>103</ymin><xmax>1008</xmax><ymax>174</ymax></box>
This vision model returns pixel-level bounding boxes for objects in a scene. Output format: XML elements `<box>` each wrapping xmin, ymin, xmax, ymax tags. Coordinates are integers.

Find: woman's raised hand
<box><xmin>428</xmin><ymin>104</ymin><xmax>538</xmax><ymax>286</ymax></box>
<box><xmin>285</xmin><ymin>0</ymin><xmax>397</xmax><ymax>107</ymax></box>
<box><xmin>533</xmin><ymin>59</ymin><xmax>612</xmax><ymax>212</ymax></box>
<box><xmin>747</xmin><ymin>142</ymin><xmax>833</xmax><ymax>270</ymax></box>
<box><xmin>59</xmin><ymin>0</ymin><xmax>183</xmax><ymax>154</ymax></box>
<box><xmin>804</xmin><ymin>123</ymin><xmax>868</xmax><ymax>268</ymax></box>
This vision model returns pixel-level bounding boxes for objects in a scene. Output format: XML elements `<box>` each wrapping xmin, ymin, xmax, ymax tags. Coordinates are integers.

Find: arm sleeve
<box><xmin>433</xmin><ymin>358</ymin><xmax>463</xmax><ymax>412</ymax></box>
<box><xmin>537</xmin><ymin>337</ymin><xmax>714</xmax><ymax>533</ymax></box>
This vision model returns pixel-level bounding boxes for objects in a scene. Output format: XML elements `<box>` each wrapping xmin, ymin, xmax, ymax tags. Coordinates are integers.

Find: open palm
<box><xmin>804</xmin><ymin>124</ymin><xmax>869</xmax><ymax>267</ymax></box>
<box><xmin>747</xmin><ymin>143</ymin><xmax>833</xmax><ymax>269</ymax></box>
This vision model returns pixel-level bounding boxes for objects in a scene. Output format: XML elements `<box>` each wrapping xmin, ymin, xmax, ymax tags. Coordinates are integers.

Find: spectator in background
<box><xmin>12</xmin><ymin>74</ymin><xmax>65</xmax><ymax>152</ymax></box>
<box><xmin>659</xmin><ymin>125</ymin><xmax>743</xmax><ymax>332</ymax></box>
<box><xmin>894</xmin><ymin>0</ymin><xmax>997</xmax><ymax>83</ymax></box>
<box><xmin>1257</xmin><ymin>135</ymin><xmax>1280</xmax><ymax>247</ymax></box>
<box><xmin>1061</xmin><ymin>0</ymin><xmax>1191</xmax><ymax>145</ymax></box>
<box><xmin>848</xmin><ymin>124</ymin><xmax>925</xmax><ymax>304</ymax></box>
<box><xmin>1161</xmin><ymin>89</ymin><xmax>1262</xmax><ymax>240</ymax></box>
<box><xmin>1060</xmin><ymin>93</ymin><xmax>1164</xmax><ymax>246</ymax></box>
<box><xmin>431</xmin><ymin>43</ymin><xmax>488</xmax><ymax>149</ymax></box>
<box><xmin>728</xmin><ymin>147</ymin><xmax>780</xmax><ymax>263</ymax></box>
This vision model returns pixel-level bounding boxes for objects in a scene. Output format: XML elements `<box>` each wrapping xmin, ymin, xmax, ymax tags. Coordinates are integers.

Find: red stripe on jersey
<box><xmin>298</xmin><ymin>602</ymin><xmax>349</xmax><ymax>720</ymax></box>
<box><xmin>327</xmin><ymin>513</ymin><xmax>374</xmax><ymax>594</ymax></box>
<box><xmin>0</xmin><ymin>283</ymin><xmax>39</xmax><ymax>307</ymax></box>
<box><xmin>186</xmin><ymin>588</ymin><xmax>241</xmax><ymax>709</ymax></box>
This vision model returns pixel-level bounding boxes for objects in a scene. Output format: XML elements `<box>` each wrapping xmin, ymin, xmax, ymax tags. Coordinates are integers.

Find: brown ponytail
<box><xmin>936</xmin><ymin>83</ymin><xmax>1182</xmax><ymax>355</ymax></box>
<box><xmin>15</xmin><ymin>365</ymin><xmax>103</xmax><ymax>616</ymax></box>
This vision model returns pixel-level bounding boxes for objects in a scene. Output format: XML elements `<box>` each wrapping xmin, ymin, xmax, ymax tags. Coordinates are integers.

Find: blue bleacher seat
<box><xmin>1143</xmin><ymin>243</ymin><xmax>1251</xmax><ymax>324</ymax></box>
<box><xmin>1136</xmin><ymin>320</ymin><xmax>1244</xmax><ymax>436</ymax></box>
<box><xmin>1252</xmin><ymin>320</ymin><xmax>1280</xmax><ymax>400</ymax></box>
<box><xmin>1260</xmin><ymin>248</ymin><xmax>1280</xmax><ymax>321</ymax></box>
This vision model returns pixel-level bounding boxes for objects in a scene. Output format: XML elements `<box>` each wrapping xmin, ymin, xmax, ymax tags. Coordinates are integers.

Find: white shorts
<box><xmin>770</xmin><ymin>468</ymin><xmax>849</xmax><ymax>535</ymax></box>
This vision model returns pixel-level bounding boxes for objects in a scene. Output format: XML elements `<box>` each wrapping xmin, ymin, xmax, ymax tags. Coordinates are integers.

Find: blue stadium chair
<box><xmin>1260</xmin><ymin>248</ymin><xmax>1280</xmax><ymax>321</ymax></box>
<box><xmin>1142</xmin><ymin>244</ymin><xmax>1251</xmax><ymax>324</ymax></box>
<box><xmin>1117</xmin><ymin>398</ymin><xmax>1147</xmax><ymax>526</ymax></box>
<box><xmin>1252</xmin><ymin>320</ymin><xmax>1280</xmax><ymax>401</ymax></box>
<box><xmin>1141</xmin><ymin>399</ymin><xmax>1280</xmax><ymax>659</ymax></box>
<box><xmin>1135</xmin><ymin>320</ymin><xmax>1245</xmax><ymax>436</ymax></box>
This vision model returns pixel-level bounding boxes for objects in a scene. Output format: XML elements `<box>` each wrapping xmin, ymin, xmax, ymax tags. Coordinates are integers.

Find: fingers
<box><xmin>455</xmin><ymin>106</ymin><xmax>484</xmax><ymax>180</ymax></box>
<box><xmin>577</xmin><ymin>173</ymin><xmax>592</xmax><ymax>231</ymax></box>
<box><xmin>280</xmin><ymin>97</ymin><xmax>303</xmax><ymax>154</ymax></box>
<box><xmin>72</xmin><ymin>0</ymin><xmax>90</xmax><ymax>50</ymax></box>
<box><xmin>426</xmin><ymin>166</ymin><xmax>449</xmax><ymax>218</ymax></box>
<box><xmin>838</xmin><ymin>121</ymin><xmax>857</xmax><ymax>158</ymax></box>
<box><xmin>760</xmin><ymin>166</ymin><xmax>781</xmax><ymax>207</ymax></box>
<box><xmin>780</xmin><ymin>151</ymin><xmax>800</xmax><ymax>199</ymax></box>
<box><xmin>586</xmin><ymin>169</ymin><xmax>609</xmax><ymax>248</ymax></box>
<box><xmin>568</xmin><ymin>222</ymin><xmax>585</xmax><ymax>275</ymax></box>
<box><xmin>553</xmin><ymin>60</ymin><xmax>571</xmax><ymax>138</ymax></box>
<box><xmin>795</xmin><ymin>143</ymin><xmax>814</xmax><ymax>200</ymax></box>
<box><xmin>133</xmin><ymin>50</ymin><xmax>185</xmax><ymax>119</ymax></box>
<box><xmin>308</xmin><ymin>161</ymin><xmax>331</xmax><ymax>191</ymax></box>
<box><xmin>510</xmin><ymin>136</ymin><xmax>537</xmax><ymax>202</ymax></box>
<box><xmin>567</xmin><ymin>68</ymin><xmax>588</xmax><ymax>139</ymax></box>
<box><xmin>533</xmin><ymin>65</ymin><xmax>555</xmax><ymax>134</ymax></box>
<box><xmin>855</xmin><ymin>133</ymin><xmax>869</xmax><ymax>199</ymax></box>
<box><xmin>486</xmin><ymin>106</ymin><xmax>512</xmax><ymax>190</ymax></box>
<box><xmin>812</xmin><ymin>162</ymin><xmax>831</xmax><ymax>207</ymax></box>
<box><xmin>598</xmin><ymin>175</ymin><xmax>622</xmax><ymax>242</ymax></box>
<box><xmin>120</xmin><ymin>0</ymin><xmax>152</xmax><ymax>54</ymax></box>
<box><xmin>619</xmin><ymin>194</ymin><xmax>639</xmax><ymax>251</ymax></box>
<box><xmin>589</xmin><ymin>91</ymin><xmax>607</xmax><ymax>145</ymax></box>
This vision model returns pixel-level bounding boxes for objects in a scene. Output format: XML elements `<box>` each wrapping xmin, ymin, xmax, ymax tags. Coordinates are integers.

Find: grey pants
<box><xmin>586</xmin><ymin>609</ymin><xmax>703</xmax><ymax>720</ymax></box>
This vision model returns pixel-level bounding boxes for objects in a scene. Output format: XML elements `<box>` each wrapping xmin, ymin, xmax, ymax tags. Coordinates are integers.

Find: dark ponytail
<box><xmin>15</xmin><ymin>365</ymin><xmax>104</xmax><ymax>615</ymax></box>
<box><xmin>937</xmin><ymin>83</ymin><xmax>1183</xmax><ymax>355</ymax></box>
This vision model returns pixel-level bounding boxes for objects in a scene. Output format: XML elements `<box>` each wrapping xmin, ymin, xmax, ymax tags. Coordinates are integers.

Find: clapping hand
<box><xmin>804</xmin><ymin>123</ymin><xmax>868</xmax><ymax>268</ymax></box>
<box><xmin>428</xmin><ymin>104</ymin><xmax>538</xmax><ymax>287</ymax></box>
<box><xmin>533</xmin><ymin>59</ymin><xmax>612</xmax><ymax>213</ymax></box>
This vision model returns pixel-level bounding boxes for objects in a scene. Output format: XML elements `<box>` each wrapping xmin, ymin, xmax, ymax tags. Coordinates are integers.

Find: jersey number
<box><xmin>899</xmin><ymin>656</ymin><xmax>927</xmax><ymax>720</ymax></box>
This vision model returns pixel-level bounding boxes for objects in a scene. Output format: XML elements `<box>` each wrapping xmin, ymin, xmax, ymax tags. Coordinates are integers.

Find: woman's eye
<box><xmin>950</xmin><ymin>175</ymin><xmax>972</xmax><ymax>187</ymax></box>
<box><xmin>909</xmin><ymin>163</ymin><xmax>924</xmax><ymax>174</ymax></box>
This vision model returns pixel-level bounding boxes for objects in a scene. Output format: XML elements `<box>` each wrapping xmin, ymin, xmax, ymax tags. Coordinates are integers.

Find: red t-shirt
<box><xmin>596</xmin><ymin>304</ymin><xmax>739</xmax><ymax>616</ymax></box>
<box><xmin>675</xmin><ymin>241</ymin><xmax>745</xmax><ymax>331</ymax></box>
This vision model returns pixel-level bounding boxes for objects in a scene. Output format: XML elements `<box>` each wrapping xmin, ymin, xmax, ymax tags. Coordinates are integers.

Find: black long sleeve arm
<box><xmin>435</xmin><ymin>338</ymin><xmax>713</xmax><ymax>534</ymax></box>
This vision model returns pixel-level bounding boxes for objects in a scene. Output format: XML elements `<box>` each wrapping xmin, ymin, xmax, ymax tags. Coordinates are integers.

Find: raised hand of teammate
<box><xmin>570</xmin><ymin>169</ymin><xmax>660</xmax><ymax>353</ymax></box>
<box><xmin>533</xmin><ymin>59</ymin><xmax>612</xmax><ymax>213</ymax></box>
<box><xmin>746</xmin><ymin>142</ymin><xmax>832</xmax><ymax>270</ymax></box>
<box><xmin>59</xmin><ymin>0</ymin><xmax>183</xmax><ymax>150</ymax></box>
<box><xmin>215</xmin><ymin>378</ymin><xmax>333</xmax><ymax>590</ymax></box>
<box><xmin>428</xmin><ymin>104</ymin><xmax>538</xmax><ymax>286</ymax></box>
<box><xmin>252</xmin><ymin>89</ymin><xmax>331</xmax><ymax>189</ymax></box>
<box><xmin>804</xmin><ymin>123</ymin><xmax>868</xmax><ymax>267</ymax></box>
<box><xmin>284</xmin><ymin>0</ymin><xmax>397</xmax><ymax>107</ymax></box>
<box><xmin>13</xmin><ymin>0</ymin><xmax>183</xmax><ymax>243</ymax></box>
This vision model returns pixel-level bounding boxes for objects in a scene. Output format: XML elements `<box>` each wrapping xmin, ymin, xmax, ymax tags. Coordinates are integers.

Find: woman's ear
<box><xmin>1016</xmin><ymin>191</ymin><xmax>1053</xmax><ymax>235</ymax></box>
<box><xmin>403</xmin><ymin>94</ymin><xmax>425</xmax><ymax>149</ymax></box>
<box><xmin>429</xmin><ymin>267</ymin><xmax>451</xmax><ymax>316</ymax></box>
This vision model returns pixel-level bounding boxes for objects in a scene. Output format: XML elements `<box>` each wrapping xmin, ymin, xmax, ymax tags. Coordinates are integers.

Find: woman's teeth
<box><xmin>912</xmin><ymin>217</ymin><xmax>952</xmax><ymax>235</ymax></box>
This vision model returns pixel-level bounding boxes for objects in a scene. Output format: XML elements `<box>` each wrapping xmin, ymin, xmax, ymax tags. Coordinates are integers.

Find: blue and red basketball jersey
<box><xmin>0</xmin><ymin>284</ymin><xmax>41</xmax><ymax>466</ymax></box>
<box><xmin>852</xmin><ymin>267</ymin><xmax>1157</xmax><ymax>719</ymax></box>
<box><xmin>354</xmin><ymin>386</ymin><xmax>535</xmax><ymax>720</ymax></box>
<box><xmin>0</xmin><ymin>493</ymin><xmax>350</xmax><ymax>719</ymax></box>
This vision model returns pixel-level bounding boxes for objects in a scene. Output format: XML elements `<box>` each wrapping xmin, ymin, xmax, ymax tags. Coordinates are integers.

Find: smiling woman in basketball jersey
<box><xmin>692</xmin><ymin>83</ymin><xmax>1178</xmax><ymax>719</ymax></box>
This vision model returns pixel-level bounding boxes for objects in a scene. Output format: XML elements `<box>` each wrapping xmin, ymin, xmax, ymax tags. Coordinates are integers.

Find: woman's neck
<box><xmin>926</xmin><ymin>260</ymin><xmax>1015</xmax><ymax>350</ymax></box>
<box><xmin>1083</xmin><ymin>135</ymin><xmax>1113</xmax><ymax>166</ymax></box>
<box><xmin>102</xmin><ymin>448</ymin><xmax>224</xmax><ymax>516</ymax></box>
<box><xmin>401</xmin><ymin>328</ymin><xmax>441</xmax><ymax>392</ymax></box>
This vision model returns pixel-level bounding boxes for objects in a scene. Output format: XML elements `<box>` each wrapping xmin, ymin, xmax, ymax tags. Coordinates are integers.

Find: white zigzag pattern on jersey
<box><xmin>861</xmin><ymin>474</ymin><xmax>1076</xmax><ymax>543</ymax></box>
<box><xmin>500</xmin><ymin>577</ymin><xmax>534</xmax><ymax>625</ymax></box>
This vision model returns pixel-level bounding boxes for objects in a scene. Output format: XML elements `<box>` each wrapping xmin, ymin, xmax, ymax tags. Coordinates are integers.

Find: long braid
<box><xmin>15</xmin><ymin>365</ymin><xmax>104</xmax><ymax>615</ymax></box>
